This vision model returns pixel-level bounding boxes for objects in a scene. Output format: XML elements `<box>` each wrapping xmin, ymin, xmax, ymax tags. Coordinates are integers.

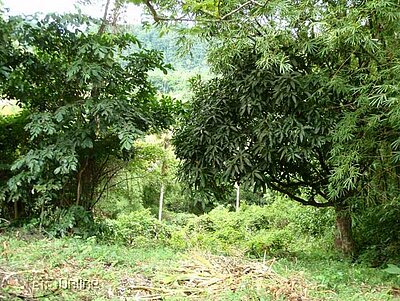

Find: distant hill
<box><xmin>127</xmin><ymin>25</ymin><xmax>210</xmax><ymax>100</ymax></box>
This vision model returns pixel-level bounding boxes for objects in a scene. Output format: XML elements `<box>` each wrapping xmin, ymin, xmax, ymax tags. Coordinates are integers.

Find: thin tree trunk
<box><xmin>14</xmin><ymin>201</ymin><xmax>18</xmax><ymax>220</ymax></box>
<box><xmin>334</xmin><ymin>205</ymin><xmax>355</xmax><ymax>255</ymax></box>
<box><xmin>76</xmin><ymin>158</ymin><xmax>89</xmax><ymax>206</ymax></box>
<box><xmin>39</xmin><ymin>201</ymin><xmax>44</xmax><ymax>232</ymax></box>
<box><xmin>98</xmin><ymin>0</ymin><xmax>112</xmax><ymax>34</ymax></box>
<box><xmin>235</xmin><ymin>182</ymin><xmax>240</xmax><ymax>212</ymax></box>
<box><xmin>110</xmin><ymin>0</ymin><xmax>123</xmax><ymax>33</ymax></box>
<box><xmin>158</xmin><ymin>183</ymin><xmax>164</xmax><ymax>221</ymax></box>
<box><xmin>158</xmin><ymin>133</ymin><xmax>170</xmax><ymax>222</ymax></box>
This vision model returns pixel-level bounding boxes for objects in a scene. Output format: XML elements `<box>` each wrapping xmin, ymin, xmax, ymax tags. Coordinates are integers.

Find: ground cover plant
<box><xmin>2</xmin><ymin>198</ymin><xmax>400</xmax><ymax>300</ymax></box>
<box><xmin>1</xmin><ymin>222</ymin><xmax>399</xmax><ymax>301</ymax></box>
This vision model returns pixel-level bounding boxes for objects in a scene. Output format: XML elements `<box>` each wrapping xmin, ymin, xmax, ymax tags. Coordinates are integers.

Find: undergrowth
<box><xmin>1</xmin><ymin>230</ymin><xmax>399</xmax><ymax>300</ymax></box>
<box><xmin>1</xmin><ymin>196</ymin><xmax>400</xmax><ymax>300</ymax></box>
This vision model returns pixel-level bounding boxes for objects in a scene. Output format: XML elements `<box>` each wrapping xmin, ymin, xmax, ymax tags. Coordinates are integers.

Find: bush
<box><xmin>293</xmin><ymin>206</ymin><xmax>335</xmax><ymax>237</ymax></box>
<box><xmin>111</xmin><ymin>209</ymin><xmax>171</xmax><ymax>247</ymax></box>
<box><xmin>246</xmin><ymin>228</ymin><xmax>294</xmax><ymax>257</ymax></box>
<box><xmin>162</xmin><ymin>211</ymin><xmax>197</xmax><ymax>227</ymax></box>
<box><xmin>34</xmin><ymin>205</ymin><xmax>106</xmax><ymax>238</ymax></box>
<box><xmin>24</xmin><ymin>195</ymin><xmax>335</xmax><ymax>257</ymax></box>
<box><xmin>164</xmin><ymin>197</ymin><xmax>336</xmax><ymax>257</ymax></box>
<box><xmin>354</xmin><ymin>201</ymin><xmax>400</xmax><ymax>265</ymax></box>
<box><xmin>239</xmin><ymin>204</ymin><xmax>272</xmax><ymax>231</ymax></box>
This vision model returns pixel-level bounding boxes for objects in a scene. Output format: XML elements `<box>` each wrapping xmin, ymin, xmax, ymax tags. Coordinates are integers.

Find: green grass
<box><xmin>1</xmin><ymin>231</ymin><xmax>180</xmax><ymax>300</ymax></box>
<box><xmin>273</xmin><ymin>254</ymin><xmax>398</xmax><ymax>300</ymax></box>
<box><xmin>0</xmin><ymin>230</ymin><xmax>399</xmax><ymax>300</ymax></box>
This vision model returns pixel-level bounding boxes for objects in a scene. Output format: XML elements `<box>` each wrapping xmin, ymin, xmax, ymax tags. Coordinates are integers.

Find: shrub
<box><xmin>168</xmin><ymin>228</ymin><xmax>189</xmax><ymax>249</ymax></box>
<box><xmin>293</xmin><ymin>206</ymin><xmax>335</xmax><ymax>237</ymax></box>
<box><xmin>164</xmin><ymin>197</ymin><xmax>336</xmax><ymax>257</ymax></box>
<box><xmin>112</xmin><ymin>209</ymin><xmax>171</xmax><ymax>247</ymax></box>
<box><xmin>354</xmin><ymin>201</ymin><xmax>400</xmax><ymax>265</ymax></box>
<box><xmin>35</xmin><ymin>205</ymin><xmax>104</xmax><ymax>238</ymax></box>
<box><xmin>239</xmin><ymin>204</ymin><xmax>271</xmax><ymax>232</ymax></box>
<box><xmin>186</xmin><ymin>214</ymin><xmax>216</xmax><ymax>233</ymax></box>
<box><xmin>246</xmin><ymin>228</ymin><xmax>294</xmax><ymax>257</ymax></box>
<box><xmin>5</xmin><ymin>205</ymin><xmax>109</xmax><ymax>240</ymax></box>
<box><xmin>162</xmin><ymin>211</ymin><xmax>197</xmax><ymax>227</ymax></box>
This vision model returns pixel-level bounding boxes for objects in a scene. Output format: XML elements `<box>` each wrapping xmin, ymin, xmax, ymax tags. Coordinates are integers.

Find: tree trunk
<box><xmin>14</xmin><ymin>200</ymin><xmax>18</xmax><ymax>220</ymax></box>
<box><xmin>235</xmin><ymin>182</ymin><xmax>240</xmax><ymax>212</ymax></box>
<box><xmin>158</xmin><ymin>183</ymin><xmax>164</xmax><ymax>221</ymax></box>
<box><xmin>158</xmin><ymin>133</ymin><xmax>170</xmax><ymax>222</ymax></box>
<box><xmin>334</xmin><ymin>205</ymin><xmax>355</xmax><ymax>255</ymax></box>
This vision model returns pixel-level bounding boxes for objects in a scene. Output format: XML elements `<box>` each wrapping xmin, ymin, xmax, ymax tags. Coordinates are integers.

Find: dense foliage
<box><xmin>138</xmin><ymin>0</ymin><xmax>400</xmax><ymax>255</ymax></box>
<box><xmin>96</xmin><ymin>136</ymin><xmax>196</xmax><ymax>217</ymax></box>
<box><xmin>0</xmin><ymin>13</ymin><xmax>178</xmax><ymax>220</ymax></box>
<box><xmin>1</xmin><ymin>0</ymin><xmax>400</xmax><ymax>266</ymax></box>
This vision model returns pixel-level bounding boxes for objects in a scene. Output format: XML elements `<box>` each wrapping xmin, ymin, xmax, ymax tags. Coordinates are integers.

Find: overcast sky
<box><xmin>2</xmin><ymin>0</ymin><xmax>142</xmax><ymax>23</ymax></box>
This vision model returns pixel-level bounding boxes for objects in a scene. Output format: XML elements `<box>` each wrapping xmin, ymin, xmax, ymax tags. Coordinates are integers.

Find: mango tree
<box><xmin>138</xmin><ymin>0</ymin><xmax>400</xmax><ymax>255</ymax></box>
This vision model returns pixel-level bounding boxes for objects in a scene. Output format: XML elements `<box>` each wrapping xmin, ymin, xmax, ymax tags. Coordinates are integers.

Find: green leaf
<box><xmin>383</xmin><ymin>264</ymin><xmax>400</xmax><ymax>275</ymax></box>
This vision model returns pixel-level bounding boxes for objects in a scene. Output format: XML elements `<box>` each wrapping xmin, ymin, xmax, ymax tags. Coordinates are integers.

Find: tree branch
<box><xmin>143</xmin><ymin>0</ymin><xmax>263</xmax><ymax>23</ymax></box>
<box><xmin>143</xmin><ymin>0</ymin><xmax>163</xmax><ymax>22</ymax></box>
<box><xmin>220</xmin><ymin>1</ymin><xmax>257</xmax><ymax>20</ymax></box>
<box><xmin>143</xmin><ymin>0</ymin><xmax>195</xmax><ymax>22</ymax></box>
<box><xmin>76</xmin><ymin>157</ymin><xmax>89</xmax><ymax>206</ymax></box>
<box><xmin>91</xmin><ymin>165</ymin><xmax>124</xmax><ymax>209</ymax></box>
<box><xmin>268</xmin><ymin>181</ymin><xmax>333</xmax><ymax>208</ymax></box>
<box><xmin>98</xmin><ymin>0</ymin><xmax>112</xmax><ymax>34</ymax></box>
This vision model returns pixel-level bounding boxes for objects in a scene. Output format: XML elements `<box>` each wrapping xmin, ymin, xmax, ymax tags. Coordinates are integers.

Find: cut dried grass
<box><xmin>155</xmin><ymin>250</ymin><xmax>315</xmax><ymax>300</ymax></box>
<box><xmin>0</xmin><ymin>250</ymin><xmax>316</xmax><ymax>300</ymax></box>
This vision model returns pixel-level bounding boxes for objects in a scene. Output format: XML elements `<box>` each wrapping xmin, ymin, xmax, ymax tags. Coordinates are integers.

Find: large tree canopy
<box><xmin>0</xmin><ymin>13</ymin><xmax>178</xmax><ymax>219</ymax></box>
<box><xmin>174</xmin><ymin>49</ymin><xmax>337</xmax><ymax>207</ymax></box>
<box><xmin>140</xmin><ymin>0</ymin><xmax>400</xmax><ymax>254</ymax></box>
